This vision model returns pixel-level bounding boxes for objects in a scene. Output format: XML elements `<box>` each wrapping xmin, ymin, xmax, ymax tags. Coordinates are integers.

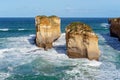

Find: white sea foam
<box><xmin>0</xmin><ymin>33</ymin><xmax>120</xmax><ymax>80</ymax></box>
<box><xmin>0</xmin><ymin>72</ymin><xmax>10</xmax><ymax>80</ymax></box>
<box><xmin>29</xmin><ymin>34</ymin><xmax>35</xmax><ymax>37</ymax></box>
<box><xmin>18</xmin><ymin>28</ymin><xmax>25</xmax><ymax>31</ymax></box>
<box><xmin>83</xmin><ymin>60</ymin><xmax>102</xmax><ymax>67</ymax></box>
<box><xmin>101</xmin><ymin>23</ymin><xmax>109</xmax><ymax>28</ymax></box>
<box><xmin>0</xmin><ymin>28</ymin><xmax>9</xmax><ymax>31</ymax></box>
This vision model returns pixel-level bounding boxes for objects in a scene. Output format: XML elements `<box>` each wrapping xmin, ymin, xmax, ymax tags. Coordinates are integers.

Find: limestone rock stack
<box><xmin>66</xmin><ymin>22</ymin><xmax>100</xmax><ymax>60</ymax></box>
<box><xmin>35</xmin><ymin>15</ymin><xmax>61</xmax><ymax>50</ymax></box>
<box><xmin>109</xmin><ymin>18</ymin><xmax>120</xmax><ymax>41</ymax></box>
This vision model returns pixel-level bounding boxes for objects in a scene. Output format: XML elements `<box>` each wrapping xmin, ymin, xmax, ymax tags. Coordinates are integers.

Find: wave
<box><xmin>18</xmin><ymin>28</ymin><xmax>25</xmax><ymax>31</ymax></box>
<box><xmin>0</xmin><ymin>72</ymin><xmax>10</xmax><ymax>80</ymax></box>
<box><xmin>0</xmin><ymin>33</ymin><xmax>120</xmax><ymax>80</ymax></box>
<box><xmin>0</xmin><ymin>28</ymin><xmax>9</xmax><ymax>31</ymax></box>
<box><xmin>0</xmin><ymin>28</ymin><xmax>35</xmax><ymax>32</ymax></box>
<box><xmin>17</xmin><ymin>28</ymin><xmax>35</xmax><ymax>31</ymax></box>
<box><xmin>101</xmin><ymin>23</ymin><xmax>109</xmax><ymax>28</ymax></box>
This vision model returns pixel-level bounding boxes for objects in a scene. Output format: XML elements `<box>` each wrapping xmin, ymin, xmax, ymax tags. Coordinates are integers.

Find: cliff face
<box><xmin>35</xmin><ymin>16</ymin><xmax>61</xmax><ymax>50</ymax></box>
<box><xmin>66</xmin><ymin>22</ymin><xmax>100</xmax><ymax>60</ymax></box>
<box><xmin>109</xmin><ymin>18</ymin><xmax>120</xmax><ymax>41</ymax></box>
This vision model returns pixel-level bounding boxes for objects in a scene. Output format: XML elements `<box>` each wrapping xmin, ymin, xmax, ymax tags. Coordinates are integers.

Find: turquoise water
<box><xmin>0</xmin><ymin>18</ymin><xmax>120</xmax><ymax>80</ymax></box>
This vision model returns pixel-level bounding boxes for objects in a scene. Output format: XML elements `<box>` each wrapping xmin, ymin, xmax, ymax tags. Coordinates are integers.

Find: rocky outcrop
<box><xmin>66</xmin><ymin>22</ymin><xmax>100</xmax><ymax>60</ymax></box>
<box><xmin>109</xmin><ymin>18</ymin><xmax>120</xmax><ymax>41</ymax></box>
<box><xmin>35</xmin><ymin>15</ymin><xmax>61</xmax><ymax>50</ymax></box>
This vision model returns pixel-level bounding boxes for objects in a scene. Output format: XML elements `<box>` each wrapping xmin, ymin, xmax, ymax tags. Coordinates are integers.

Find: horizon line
<box><xmin>0</xmin><ymin>16</ymin><xmax>118</xmax><ymax>18</ymax></box>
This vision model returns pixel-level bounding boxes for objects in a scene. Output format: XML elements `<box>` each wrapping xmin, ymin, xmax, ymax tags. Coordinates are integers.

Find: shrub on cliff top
<box><xmin>66</xmin><ymin>22</ymin><xmax>92</xmax><ymax>33</ymax></box>
<box><xmin>49</xmin><ymin>15</ymin><xmax>58</xmax><ymax>18</ymax></box>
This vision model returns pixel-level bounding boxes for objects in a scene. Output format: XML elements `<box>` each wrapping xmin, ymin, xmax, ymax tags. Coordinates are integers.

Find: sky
<box><xmin>0</xmin><ymin>0</ymin><xmax>120</xmax><ymax>17</ymax></box>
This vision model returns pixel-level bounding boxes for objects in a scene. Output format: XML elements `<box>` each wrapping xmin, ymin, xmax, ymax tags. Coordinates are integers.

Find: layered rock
<box><xmin>35</xmin><ymin>15</ymin><xmax>61</xmax><ymax>50</ymax></box>
<box><xmin>66</xmin><ymin>22</ymin><xmax>100</xmax><ymax>60</ymax></box>
<box><xmin>109</xmin><ymin>18</ymin><xmax>120</xmax><ymax>41</ymax></box>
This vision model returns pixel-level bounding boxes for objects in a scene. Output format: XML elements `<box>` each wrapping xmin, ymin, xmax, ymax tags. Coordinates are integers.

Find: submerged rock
<box><xmin>35</xmin><ymin>15</ymin><xmax>61</xmax><ymax>50</ymax></box>
<box><xmin>66</xmin><ymin>22</ymin><xmax>100</xmax><ymax>60</ymax></box>
<box><xmin>109</xmin><ymin>18</ymin><xmax>120</xmax><ymax>41</ymax></box>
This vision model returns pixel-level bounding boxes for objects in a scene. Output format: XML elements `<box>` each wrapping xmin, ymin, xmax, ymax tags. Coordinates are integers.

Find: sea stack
<box><xmin>109</xmin><ymin>18</ymin><xmax>120</xmax><ymax>41</ymax></box>
<box><xmin>66</xmin><ymin>22</ymin><xmax>100</xmax><ymax>60</ymax></box>
<box><xmin>35</xmin><ymin>15</ymin><xmax>61</xmax><ymax>50</ymax></box>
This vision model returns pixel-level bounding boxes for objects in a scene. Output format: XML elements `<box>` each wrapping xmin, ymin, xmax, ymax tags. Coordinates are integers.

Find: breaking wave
<box><xmin>0</xmin><ymin>33</ymin><xmax>120</xmax><ymax>80</ymax></box>
<box><xmin>0</xmin><ymin>28</ymin><xmax>35</xmax><ymax>32</ymax></box>
<box><xmin>18</xmin><ymin>28</ymin><xmax>25</xmax><ymax>31</ymax></box>
<box><xmin>101</xmin><ymin>23</ymin><xmax>109</xmax><ymax>28</ymax></box>
<box><xmin>0</xmin><ymin>28</ymin><xmax>9</xmax><ymax>31</ymax></box>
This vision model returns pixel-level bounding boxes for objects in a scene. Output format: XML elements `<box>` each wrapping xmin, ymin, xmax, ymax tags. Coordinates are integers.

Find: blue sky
<box><xmin>0</xmin><ymin>0</ymin><xmax>120</xmax><ymax>17</ymax></box>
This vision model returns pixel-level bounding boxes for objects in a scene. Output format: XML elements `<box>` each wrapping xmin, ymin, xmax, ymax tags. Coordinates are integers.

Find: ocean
<box><xmin>0</xmin><ymin>18</ymin><xmax>120</xmax><ymax>80</ymax></box>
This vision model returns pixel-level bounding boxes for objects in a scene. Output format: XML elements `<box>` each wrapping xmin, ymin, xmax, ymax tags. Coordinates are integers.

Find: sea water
<box><xmin>0</xmin><ymin>18</ymin><xmax>120</xmax><ymax>80</ymax></box>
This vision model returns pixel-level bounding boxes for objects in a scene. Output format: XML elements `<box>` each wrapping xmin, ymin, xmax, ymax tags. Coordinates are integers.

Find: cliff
<box><xmin>35</xmin><ymin>15</ymin><xmax>61</xmax><ymax>50</ymax></box>
<box><xmin>66</xmin><ymin>22</ymin><xmax>100</xmax><ymax>60</ymax></box>
<box><xmin>109</xmin><ymin>18</ymin><xmax>120</xmax><ymax>41</ymax></box>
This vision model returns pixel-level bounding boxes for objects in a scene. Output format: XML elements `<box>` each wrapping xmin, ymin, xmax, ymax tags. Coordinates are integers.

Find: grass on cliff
<box><xmin>49</xmin><ymin>15</ymin><xmax>58</xmax><ymax>18</ymax></box>
<box><xmin>66</xmin><ymin>22</ymin><xmax>93</xmax><ymax>33</ymax></box>
<box><xmin>36</xmin><ymin>15</ymin><xmax>59</xmax><ymax>19</ymax></box>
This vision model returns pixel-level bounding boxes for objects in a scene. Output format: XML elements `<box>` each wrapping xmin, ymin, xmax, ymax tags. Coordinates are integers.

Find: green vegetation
<box><xmin>36</xmin><ymin>15</ymin><xmax>47</xmax><ymax>19</ymax></box>
<box><xmin>66</xmin><ymin>22</ymin><xmax>92</xmax><ymax>33</ymax></box>
<box><xmin>40</xmin><ymin>15</ymin><xmax>47</xmax><ymax>18</ymax></box>
<box><xmin>49</xmin><ymin>15</ymin><xmax>58</xmax><ymax>18</ymax></box>
<box><xmin>36</xmin><ymin>15</ymin><xmax>47</xmax><ymax>17</ymax></box>
<box><xmin>36</xmin><ymin>15</ymin><xmax>59</xmax><ymax>19</ymax></box>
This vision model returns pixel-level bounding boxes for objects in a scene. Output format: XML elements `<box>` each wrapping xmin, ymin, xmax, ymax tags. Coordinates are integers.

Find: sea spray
<box><xmin>0</xmin><ymin>18</ymin><xmax>120</xmax><ymax>80</ymax></box>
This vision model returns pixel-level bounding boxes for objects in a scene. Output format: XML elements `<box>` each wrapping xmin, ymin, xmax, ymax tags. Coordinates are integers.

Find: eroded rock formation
<box><xmin>35</xmin><ymin>15</ymin><xmax>61</xmax><ymax>50</ymax></box>
<box><xmin>66</xmin><ymin>22</ymin><xmax>100</xmax><ymax>60</ymax></box>
<box><xmin>109</xmin><ymin>18</ymin><xmax>120</xmax><ymax>41</ymax></box>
